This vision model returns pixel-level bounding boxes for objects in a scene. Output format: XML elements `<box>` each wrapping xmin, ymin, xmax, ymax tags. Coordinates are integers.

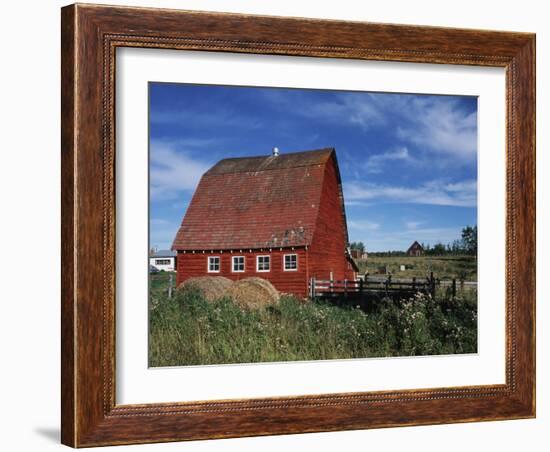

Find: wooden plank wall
<box><xmin>177</xmin><ymin>248</ymin><xmax>309</xmax><ymax>297</ymax></box>
<box><xmin>308</xmin><ymin>157</ymin><xmax>351</xmax><ymax>280</ymax></box>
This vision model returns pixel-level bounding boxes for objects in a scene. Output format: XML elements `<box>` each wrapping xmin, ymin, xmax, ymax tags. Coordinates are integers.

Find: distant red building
<box><xmin>172</xmin><ymin>148</ymin><xmax>358</xmax><ymax>298</ymax></box>
<box><xmin>406</xmin><ymin>241</ymin><xmax>424</xmax><ymax>257</ymax></box>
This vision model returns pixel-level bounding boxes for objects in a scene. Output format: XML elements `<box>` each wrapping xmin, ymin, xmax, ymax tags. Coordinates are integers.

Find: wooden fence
<box><xmin>310</xmin><ymin>273</ymin><xmax>439</xmax><ymax>299</ymax></box>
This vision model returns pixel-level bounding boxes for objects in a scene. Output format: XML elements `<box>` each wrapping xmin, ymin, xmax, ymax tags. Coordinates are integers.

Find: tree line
<box><xmin>351</xmin><ymin>225</ymin><xmax>477</xmax><ymax>257</ymax></box>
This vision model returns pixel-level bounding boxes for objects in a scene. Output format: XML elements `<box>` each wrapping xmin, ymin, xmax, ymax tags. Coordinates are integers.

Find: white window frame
<box><xmin>207</xmin><ymin>256</ymin><xmax>220</xmax><ymax>273</ymax></box>
<box><xmin>232</xmin><ymin>255</ymin><xmax>245</xmax><ymax>273</ymax></box>
<box><xmin>256</xmin><ymin>255</ymin><xmax>271</xmax><ymax>272</ymax></box>
<box><xmin>155</xmin><ymin>259</ymin><xmax>171</xmax><ymax>265</ymax></box>
<box><xmin>283</xmin><ymin>253</ymin><xmax>298</xmax><ymax>271</ymax></box>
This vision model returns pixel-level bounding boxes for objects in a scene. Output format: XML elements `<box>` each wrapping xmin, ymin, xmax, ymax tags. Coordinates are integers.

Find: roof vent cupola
<box><xmin>272</xmin><ymin>147</ymin><xmax>280</xmax><ymax>157</ymax></box>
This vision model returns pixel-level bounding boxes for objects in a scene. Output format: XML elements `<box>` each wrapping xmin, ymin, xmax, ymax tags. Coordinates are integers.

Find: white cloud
<box><xmin>347</xmin><ymin>220</ymin><xmax>380</xmax><ymax>231</ymax></box>
<box><xmin>261</xmin><ymin>87</ymin><xmax>478</xmax><ymax>169</ymax></box>
<box><xmin>396</xmin><ymin>97</ymin><xmax>477</xmax><ymax>159</ymax></box>
<box><xmin>445</xmin><ymin>180</ymin><xmax>478</xmax><ymax>193</ymax></box>
<box><xmin>149</xmin><ymin>140</ymin><xmax>212</xmax><ymax>200</ymax></box>
<box><xmin>264</xmin><ymin>90</ymin><xmax>477</xmax><ymax>164</ymax></box>
<box><xmin>339</xmin><ymin>94</ymin><xmax>382</xmax><ymax>129</ymax></box>
<box><xmin>345</xmin><ymin>179</ymin><xmax>477</xmax><ymax>207</ymax></box>
<box><xmin>344</xmin><ymin>200</ymin><xmax>371</xmax><ymax>207</ymax></box>
<box><xmin>405</xmin><ymin>221</ymin><xmax>423</xmax><ymax>230</ymax></box>
<box><xmin>262</xmin><ymin>91</ymin><xmax>384</xmax><ymax>130</ymax></box>
<box><xmin>364</xmin><ymin>147</ymin><xmax>410</xmax><ymax>173</ymax></box>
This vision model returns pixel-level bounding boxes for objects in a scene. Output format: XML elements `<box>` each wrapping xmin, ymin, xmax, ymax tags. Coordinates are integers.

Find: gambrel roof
<box><xmin>172</xmin><ymin>148</ymin><xmax>349</xmax><ymax>251</ymax></box>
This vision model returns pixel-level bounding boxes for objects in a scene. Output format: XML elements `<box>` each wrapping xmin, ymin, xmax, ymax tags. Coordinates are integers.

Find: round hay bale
<box><xmin>177</xmin><ymin>276</ymin><xmax>233</xmax><ymax>302</ymax></box>
<box><xmin>224</xmin><ymin>277</ymin><xmax>280</xmax><ymax>310</ymax></box>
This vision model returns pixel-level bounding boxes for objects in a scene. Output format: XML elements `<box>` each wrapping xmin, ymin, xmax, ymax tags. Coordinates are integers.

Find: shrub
<box><xmin>149</xmin><ymin>288</ymin><xmax>477</xmax><ymax>367</ymax></box>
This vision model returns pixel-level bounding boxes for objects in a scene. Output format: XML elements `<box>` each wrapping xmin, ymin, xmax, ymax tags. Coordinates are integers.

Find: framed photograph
<box><xmin>61</xmin><ymin>3</ymin><xmax>535</xmax><ymax>447</ymax></box>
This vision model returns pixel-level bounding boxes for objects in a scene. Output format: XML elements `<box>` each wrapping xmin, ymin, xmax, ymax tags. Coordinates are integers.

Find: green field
<box><xmin>358</xmin><ymin>255</ymin><xmax>477</xmax><ymax>281</ymax></box>
<box><xmin>149</xmin><ymin>276</ymin><xmax>477</xmax><ymax>367</ymax></box>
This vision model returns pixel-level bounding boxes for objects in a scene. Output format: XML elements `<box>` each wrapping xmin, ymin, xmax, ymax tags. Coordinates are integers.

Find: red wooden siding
<box><xmin>307</xmin><ymin>158</ymin><xmax>353</xmax><ymax>281</ymax></box>
<box><xmin>177</xmin><ymin>248</ymin><xmax>309</xmax><ymax>298</ymax></box>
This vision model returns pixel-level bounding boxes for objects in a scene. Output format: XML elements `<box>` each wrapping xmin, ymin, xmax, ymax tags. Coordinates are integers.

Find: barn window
<box><xmin>257</xmin><ymin>255</ymin><xmax>270</xmax><ymax>272</ymax></box>
<box><xmin>207</xmin><ymin>256</ymin><xmax>220</xmax><ymax>273</ymax></box>
<box><xmin>155</xmin><ymin>259</ymin><xmax>171</xmax><ymax>265</ymax></box>
<box><xmin>232</xmin><ymin>256</ymin><xmax>245</xmax><ymax>272</ymax></box>
<box><xmin>284</xmin><ymin>254</ymin><xmax>298</xmax><ymax>271</ymax></box>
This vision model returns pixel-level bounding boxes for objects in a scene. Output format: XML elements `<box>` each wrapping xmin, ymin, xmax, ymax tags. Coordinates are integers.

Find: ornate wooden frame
<box><xmin>61</xmin><ymin>3</ymin><xmax>536</xmax><ymax>447</ymax></box>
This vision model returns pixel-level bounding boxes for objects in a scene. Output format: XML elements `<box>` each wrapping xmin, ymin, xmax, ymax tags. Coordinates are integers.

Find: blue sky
<box><xmin>149</xmin><ymin>83</ymin><xmax>477</xmax><ymax>252</ymax></box>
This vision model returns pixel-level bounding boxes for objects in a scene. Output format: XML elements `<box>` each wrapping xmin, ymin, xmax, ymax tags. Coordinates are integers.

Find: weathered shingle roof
<box><xmin>172</xmin><ymin>148</ymin><xmax>344</xmax><ymax>251</ymax></box>
<box><xmin>206</xmin><ymin>148</ymin><xmax>333</xmax><ymax>175</ymax></box>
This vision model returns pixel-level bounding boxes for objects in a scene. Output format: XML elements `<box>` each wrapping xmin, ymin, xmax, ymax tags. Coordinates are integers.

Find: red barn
<box><xmin>406</xmin><ymin>241</ymin><xmax>424</xmax><ymax>257</ymax></box>
<box><xmin>172</xmin><ymin>148</ymin><xmax>358</xmax><ymax>298</ymax></box>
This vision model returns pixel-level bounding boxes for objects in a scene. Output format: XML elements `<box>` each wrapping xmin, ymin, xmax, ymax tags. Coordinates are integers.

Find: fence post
<box><xmin>452</xmin><ymin>278</ymin><xmax>456</xmax><ymax>298</ymax></box>
<box><xmin>344</xmin><ymin>279</ymin><xmax>348</xmax><ymax>297</ymax></box>
<box><xmin>359</xmin><ymin>278</ymin><xmax>363</xmax><ymax>296</ymax></box>
<box><xmin>168</xmin><ymin>273</ymin><xmax>173</xmax><ymax>299</ymax></box>
<box><xmin>310</xmin><ymin>277</ymin><xmax>316</xmax><ymax>299</ymax></box>
<box><xmin>412</xmin><ymin>276</ymin><xmax>416</xmax><ymax>291</ymax></box>
<box><xmin>430</xmin><ymin>272</ymin><xmax>435</xmax><ymax>298</ymax></box>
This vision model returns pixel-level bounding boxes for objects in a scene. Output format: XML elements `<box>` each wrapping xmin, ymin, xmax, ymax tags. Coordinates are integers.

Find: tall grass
<box><xmin>360</xmin><ymin>255</ymin><xmax>477</xmax><ymax>280</ymax></box>
<box><xmin>149</xmin><ymin>288</ymin><xmax>477</xmax><ymax>367</ymax></box>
